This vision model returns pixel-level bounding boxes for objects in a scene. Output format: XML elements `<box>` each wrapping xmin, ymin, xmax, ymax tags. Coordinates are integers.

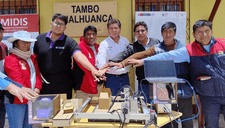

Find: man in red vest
<box><xmin>74</xmin><ymin>26</ymin><xmax>104</xmax><ymax>102</ymax></box>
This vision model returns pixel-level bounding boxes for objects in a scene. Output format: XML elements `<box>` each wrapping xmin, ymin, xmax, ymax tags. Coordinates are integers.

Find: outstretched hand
<box><xmin>5</xmin><ymin>83</ymin><xmax>39</xmax><ymax>102</ymax></box>
<box><xmin>97</xmin><ymin>68</ymin><xmax>108</xmax><ymax>81</ymax></box>
<box><xmin>91</xmin><ymin>68</ymin><xmax>107</xmax><ymax>81</ymax></box>
<box><xmin>127</xmin><ymin>59</ymin><xmax>144</xmax><ymax>67</ymax></box>
<box><xmin>100</xmin><ymin>62</ymin><xmax>124</xmax><ymax>70</ymax></box>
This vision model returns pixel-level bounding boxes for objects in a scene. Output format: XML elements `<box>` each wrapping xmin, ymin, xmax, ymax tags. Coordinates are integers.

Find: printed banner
<box><xmin>0</xmin><ymin>14</ymin><xmax>39</xmax><ymax>50</ymax></box>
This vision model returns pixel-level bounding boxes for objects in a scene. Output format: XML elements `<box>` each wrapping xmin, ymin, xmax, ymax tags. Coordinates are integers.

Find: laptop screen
<box><xmin>144</xmin><ymin>60</ymin><xmax>177</xmax><ymax>78</ymax></box>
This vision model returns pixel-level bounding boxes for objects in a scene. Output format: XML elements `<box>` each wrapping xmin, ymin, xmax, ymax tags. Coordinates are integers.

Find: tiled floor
<box><xmin>3</xmin><ymin>114</ymin><xmax>225</xmax><ymax>128</ymax></box>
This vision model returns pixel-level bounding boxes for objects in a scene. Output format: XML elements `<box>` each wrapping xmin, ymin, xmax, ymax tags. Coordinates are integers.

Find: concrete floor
<box><xmin>3</xmin><ymin>114</ymin><xmax>225</xmax><ymax>128</ymax></box>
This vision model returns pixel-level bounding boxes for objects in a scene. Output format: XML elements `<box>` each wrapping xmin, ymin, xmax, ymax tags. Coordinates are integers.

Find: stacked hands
<box><xmin>6</xmin><ymin>60</ymin><xmax>144</xmax><ymax>101</ymax></box>
<box><xmin>92</xmin><ymin>67</ymin><xmax>109</xmax><ymax>81</ymax></box>
<box><xmin>98</xmin><ymin>59</ymin><xmax>144</xmax><ymax>72</ymax></box>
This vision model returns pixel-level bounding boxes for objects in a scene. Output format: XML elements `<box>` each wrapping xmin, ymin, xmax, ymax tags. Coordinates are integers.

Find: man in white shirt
<box><xmin>96</xmin><ymin>19</ymin><xmax>130</xmax><ymax>96</ymax></box>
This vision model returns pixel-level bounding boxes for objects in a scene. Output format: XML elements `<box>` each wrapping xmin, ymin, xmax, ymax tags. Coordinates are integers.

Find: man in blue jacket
<box><xmin>128</xmin><ymin>20</ymin><xmax>225</xmax><ymax>128</ymax></box>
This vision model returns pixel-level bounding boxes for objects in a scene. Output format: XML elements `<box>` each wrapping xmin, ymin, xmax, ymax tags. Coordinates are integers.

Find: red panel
<box><xmin>0</xmin><ymin>14</ymin><xmax>38</xmax><ymax>33</ymax></box>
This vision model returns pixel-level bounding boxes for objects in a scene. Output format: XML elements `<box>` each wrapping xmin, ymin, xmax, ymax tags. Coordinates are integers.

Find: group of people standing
<box><xmin>0</xmin><ymin>12</ymin><xmax>223</xmax><ymax>128</ymax></box>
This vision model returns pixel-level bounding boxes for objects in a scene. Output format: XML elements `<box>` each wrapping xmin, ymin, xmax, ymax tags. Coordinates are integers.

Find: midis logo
<box><xmin>1</xmin><ymin>18</ymin><xmax>28</xmax><ymax>26</ymax></box>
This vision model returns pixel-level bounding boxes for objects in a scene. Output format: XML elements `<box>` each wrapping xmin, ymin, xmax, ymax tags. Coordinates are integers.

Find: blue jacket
<box><xmin>0</xmin><ymin>71</ymin><xmax>23</xmax><ymax>90</ymax></box>
<box><xmin>154</xmin><ymin>40</ymin><xmax>192</xmax><ymax>98</ymax></box>
<box><xmin>143</xmin><ymin>37</ymin><xmax>225</xmax><ymax>97</ymax></box>
<box><xmin>0</xmin><ymin>77</ymin><xmax>11</xmax><ymax>90</ymax></box>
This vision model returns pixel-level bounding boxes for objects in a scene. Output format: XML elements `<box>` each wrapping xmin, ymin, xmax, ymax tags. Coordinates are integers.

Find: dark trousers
<box><xmin>199</xmin><ymin>95</ymin><xmax>225</xmax><ymax>128</ymax></box>
<box><xmin>163</xmin><ymin>97</ymin><xmax>193</xmax><ymax>128</ymax></box>
<box><xmin>105</xmin><ymin>73</ymin><xmax>130</xmax><ymax>96</ymax></box>
<box><xmin>0</xmin><ymin>91</ymin><xmax>5</xmax><ymax>128</ymax></box>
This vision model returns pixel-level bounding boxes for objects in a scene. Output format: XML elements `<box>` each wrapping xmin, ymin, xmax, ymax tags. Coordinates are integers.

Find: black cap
<box><xmin>0</xmin><ymin>23</ymin><xmax>4</xmax><ymax>30</ymax></box>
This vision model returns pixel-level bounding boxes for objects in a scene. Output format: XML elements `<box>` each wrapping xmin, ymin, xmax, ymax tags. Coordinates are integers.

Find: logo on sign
<box><xmin>175</xmin><ymin>13</ymin><xmax>180</xmax><ymax>17</ymax></box>
<box><xmin>138</xmin><ymin>13</ymin><xmax>155</xmax><ymax>16</ymax></box>
<box><xmin>162</xmin><ymin>13</ymin><xmax>168</xmax><ymax>17</ymax></box>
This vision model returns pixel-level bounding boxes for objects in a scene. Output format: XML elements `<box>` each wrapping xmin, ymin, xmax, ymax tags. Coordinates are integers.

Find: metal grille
<box><xmin>135</xmin><ymin>0</ymin><xmax>184</xmax><ymax>11</ymax></box>
<box><xmin>0</xmin><ymin>0</ymin><xmax>36</xmax><ymax>14</ymax></box>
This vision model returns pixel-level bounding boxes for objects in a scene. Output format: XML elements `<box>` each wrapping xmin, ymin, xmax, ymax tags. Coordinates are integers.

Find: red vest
<box><xmin>75</xmin><ymin>37</ymin><xmax>99</xmax><ymax>94</ymax></box>
<box><xmin>4</xmin><ymin>54</ymin><xmax>42</xmax><ymax>104</ymax></box>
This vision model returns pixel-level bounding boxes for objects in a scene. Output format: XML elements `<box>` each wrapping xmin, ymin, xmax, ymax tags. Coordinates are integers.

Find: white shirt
<box><xmin>96</xmin><ymin>36</ymin><xmax>130</xmax><ymax>75</ymax></box>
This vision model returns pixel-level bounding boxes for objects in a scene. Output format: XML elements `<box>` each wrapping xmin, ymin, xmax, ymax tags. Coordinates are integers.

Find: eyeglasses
<box><xmin>52</xmin><ymin>21</ymin><xmax>66</xmax><ymax>28</ymax></box>
<box><xmin>135</xmin><ymin>29</ymin><xmax>146</xmax><ymax>34</ymax></box>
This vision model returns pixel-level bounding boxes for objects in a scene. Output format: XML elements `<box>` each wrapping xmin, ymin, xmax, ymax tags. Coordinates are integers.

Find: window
<box><xmin>135</xmin><ymin>0</ymin><xmax>184</xmax><ymax>11</ymax></box>
<box><xmin>0</xmin><ymin>0</ymin><xmax>37</xmax><ymax>14</ymax></box>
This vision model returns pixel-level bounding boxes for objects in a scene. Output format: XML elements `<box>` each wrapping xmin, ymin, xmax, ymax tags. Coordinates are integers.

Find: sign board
<box><xmin>0</xmin><ymin>14</ymin><xmax>39</xmax><ymax>50</ymax></box>
<box><xmin>135</xmin><ymin>11</ymin><xmax>186</xmax><ymax>45</ymax></box>
<box><xmin>54</xmin><ymin>2</ymin><xmax>117</xmax><ymax>37</ymax></box>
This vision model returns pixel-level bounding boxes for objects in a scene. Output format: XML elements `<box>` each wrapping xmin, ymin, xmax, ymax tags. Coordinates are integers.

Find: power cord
<box><xmin>139</xmin><ymin>79</ymin><xmax>149</xmax><ymax>103</ymax></box>
<box><xmin>110</xmin><ymin>109</ymin><xmax>122</xmax><ymax>128</ymax></box>
<box><xmin>107</xmin><ymin>85</ymin><xmax>134</xmax><ymax>113</ymax></box>
<box><xmin>121</xmin><ymin>108</ymin><xmax>126</xmax><ymax>128</ymax></box>
<box><xmin>150</xmin><ymin>78</ymin><xmax>200</xmax><ymax>124</ymax></box>
<box><xmin>164</xmin><ymin>107</ymin><xmax>174</xmax><ymax>128</ymax></box>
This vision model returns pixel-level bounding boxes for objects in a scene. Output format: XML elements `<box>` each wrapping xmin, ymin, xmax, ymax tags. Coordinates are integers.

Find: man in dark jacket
<box><xmin>100</xmin><ymin>21</ymin><xmax>160</xmax><ymax>101</ymax></box>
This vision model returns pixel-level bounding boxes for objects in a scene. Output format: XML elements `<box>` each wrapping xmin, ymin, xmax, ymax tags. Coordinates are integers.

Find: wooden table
<box><xmin>41</xmin><ymin>103</ymin><xmax>182</xmax><ymax>128</ymax></box>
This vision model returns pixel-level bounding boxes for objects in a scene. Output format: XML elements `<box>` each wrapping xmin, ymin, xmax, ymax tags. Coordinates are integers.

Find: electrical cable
<box><xmin>115</xmin><ymin>108</ymin><xmax>127</xmax><ymax>128</ymax></box>
<box><xmin>121</xmin><ymin>108</ymin><xmax>126</xmax><ymax>128</ymax></box>
<box><xmin>107</xmin><ymin>85</ymin><xmax>134</xmax><ymax>113</ymax></box>
<box><xmin>110</xmin><ymin>109</ymin><xmax>122</xmax><ymax>128</ymax></box>
<box><xmin>164</xmin><ymin>107</ymin><xmax>174</xmax><ymax>128</ymax></box>
<box><xmin>139</xmin><ymin>79</ymin><xmax>149</xmax><ymax>103</ymax></box>
<box><xmin>143</xmin><ymin>118</ymin><xmax>160</xmax><ymax>128</ymax></box>
<box><xmin>150</xmin><ymin>78</ymin><xmax>200</xmax><ymax>123</ymax></box>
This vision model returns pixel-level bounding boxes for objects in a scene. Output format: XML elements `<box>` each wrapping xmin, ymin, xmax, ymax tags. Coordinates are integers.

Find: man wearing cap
<box><xmin>34</xmin><ymin>13</ymin><xmax>104</xmax><ymax>99</ymax></box>
<box><xmin>0</xmin><ymin>23</ymin><xmax>8</xmax><ymax>128</ymax></box>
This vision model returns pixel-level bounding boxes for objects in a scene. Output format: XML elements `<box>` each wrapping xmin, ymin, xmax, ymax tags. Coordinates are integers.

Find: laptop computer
<box><xmin>144</xmin><ymin>60</ymin><xmax>185</xmax><ymax>83</ymax></box>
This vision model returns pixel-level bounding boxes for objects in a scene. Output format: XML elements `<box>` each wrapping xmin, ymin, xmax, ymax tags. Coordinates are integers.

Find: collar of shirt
<box><xmin>108</xmin><ymin>35</ymin><xmax>121</xmax><ymax>44</ymax></box>
<box><xmin>196</xmin><ymin>36</ymin><xmax>215</xmax><ymax>53</ymax></box>
<box><xmin>203</xmin><ymin>39</ymin><xmax>214</xmax><ymax>53</ymax></box>
<box><xmin>160</xmin><ymin>39</ymin><xmax>178</xmax><ymax>51</ymax></box>
<box><xmin>46</xmin><ymin>31</ymin><xmax>65</xmax><ymax>48</ymax></box>
<box><xmin>137</xmin><ymin>38</ymin><xmax>150</xmax><ymax>50</ymax></box>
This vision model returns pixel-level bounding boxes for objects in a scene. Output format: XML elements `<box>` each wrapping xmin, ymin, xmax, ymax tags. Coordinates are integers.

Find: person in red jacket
<box><xmin>4</xmin><ymin>31</ymin><xmax>42</xmax><ymax>128</ymax></box>
<box><xmin>74</xmin><ymin>26</ymin><xmax>103</xmax><ymax>102</ymax></box>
